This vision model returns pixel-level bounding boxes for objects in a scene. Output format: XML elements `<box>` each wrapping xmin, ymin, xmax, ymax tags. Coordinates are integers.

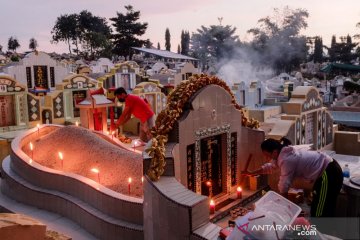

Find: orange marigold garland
<box><xmin>146</xmin><ymin>74</ymin><xmax>259</xmax><ymax>181</ymax></box>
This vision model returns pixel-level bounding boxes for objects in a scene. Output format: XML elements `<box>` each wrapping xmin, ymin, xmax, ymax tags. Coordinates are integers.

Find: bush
<box><xmin>10</xmin><ymin>55</ymin><xmax>19</xmax><ymax>62</ymax></box>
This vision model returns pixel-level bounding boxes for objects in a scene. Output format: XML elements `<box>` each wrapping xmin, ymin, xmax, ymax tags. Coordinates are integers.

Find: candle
<box><xmin>112</xmin><ymin>131</ymin><xmax>115</xmax><ymax>140</ymax></box>
<box><xmin>58</xmin><ymin>152</ymin><xmax>63</xmax><ymax>169</ymax></box>
<box><xmin>128</xmin><ymin>177</ymin><xmax>132</xmax><ymax>194</ymax></box>
<box><xmin>29</xmin><ymin>142</ymin><xmax>34</xmax><ymax>160</ymax></box>
<box><xmin>210</xmin><ymin>199</ymin><xmax>215</xmax><ymax>214</ymax></box>
<box><xmin>36</xmin><ymin>123</ymin><xmax>40</xmax><ymax>135</ymax></box>
<box><xmin>141</xmin><ymin>176</ymin><xmax>144</xmax><ymax>185</ymax></box>
<box><xmin>237</xmin><ymin>186</ymin><xmax>242</xmax><ymax>199</ymax></box>
<box><xmin>133</xmin><ymin>140</ymin><xmax>137</xmax><ymax>152</ymax></box>
<box><xmin>75</xmin><ymin>121</ymin><xmax>79</xmax><ymax>127</ymax></box>
<box><xmin>91</xmin><ymin>168</ymin><xmax>100</xmax><ymax>183</ymax></box>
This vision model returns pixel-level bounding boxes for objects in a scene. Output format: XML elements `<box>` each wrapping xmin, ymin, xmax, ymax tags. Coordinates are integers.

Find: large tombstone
<box><xmin>143</xmin><ymin>75</ymin><xmax>264</xmax><ymax>240</ymax></box>
<box><xmin>0</xmin><ymin>75</ymin><xmax>27</xmax><ymax>132</ymax></box>
<box><xmin>2</xmin><ymin>51</ymin><xmax>69</xmax><ymax>91</ymax></box>
<box><xmin>233</xmin><ymin>81</ymin><xmax>265</xmax><ymax>108</ymax></box>
<box><xmin>270</xmin><ymin>86</ymin><xmax>333</xmax><ymax>149</ymax></box>
<box><xmin>90</xmin><ymin>58</ymin><xmax>114</xmax><ymax>74</ymax></box>
<box><xmin>56</xmin><ymin>74</ymin><xmax>97</xmax><ymax>120</ymax></box>
<box><xmin>114</xmin><ymin>62</ymin><xmax>137</xmax><ymax>90</ymax></box>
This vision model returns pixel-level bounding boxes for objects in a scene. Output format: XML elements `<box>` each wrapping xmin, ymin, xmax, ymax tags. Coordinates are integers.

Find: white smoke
<box><xmin>216</xmin><ymin>48</ymin><xmax>274</xmax><ymax>87</ymax></box>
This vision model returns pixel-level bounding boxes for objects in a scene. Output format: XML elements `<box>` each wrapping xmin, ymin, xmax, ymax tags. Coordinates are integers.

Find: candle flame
<box><xmin>106</xmin><ymin>131</ymin><xmax>109</xmax><ymax>135</ymax></box>
<box><xmin>206</xmin><ymin>181</ymin><xmax>212</xmax><ymax>187</ymax></box>
<box><xmin>112</xmin><ymin>131</ymin><xmax>115</xmax><ymax>135</ymax></box>
<box><xmin>58</xmin><ymin>152</ymin><xmax>63</xmax><ymax>160</ymax></box>
<box><xmin>128</xmin><ymin>177</ymin><xmax>132</xmax><ymax>184</ymax></box>
<box><xmin>91</xmin><ymin>168</ymin><xmax>99</xmax><ymax>173</ymax></box>
<box><xmin>237</xmin><ymin>186</ymin><xmax>242</xmax><ymax>192</ymax></box>
<box><xmin>210</xmin><ymin>199</ymin><xmax>215</xmax><ymax>206</ymax></box>
<box><xmin>30</xmin><ymin>142</ymin><xmax>33</xmax><ymax>151</ymax></box>
<box><xmin>75</xmin><ymin>121</ymin><xmax>79</xmax><ymax>126</ymax></box>
<box><xmin>141</xmin><ymin>176</ymin><xmax>144</xmax><ymax>183</ymax></box>
<box><xmin>37</xmin><ymin>123</ymin><xmax>40</xmax><ymax>128</ymax></box>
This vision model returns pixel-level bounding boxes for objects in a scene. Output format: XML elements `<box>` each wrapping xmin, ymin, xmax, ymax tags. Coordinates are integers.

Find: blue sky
<box><xmin>1</xmin><ymin>0</ymin><xmax>360</xmax><ymax>53</ymax></box>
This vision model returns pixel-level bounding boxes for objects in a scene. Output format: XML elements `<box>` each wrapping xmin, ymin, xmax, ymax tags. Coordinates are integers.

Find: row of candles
<box><xmin>29</xmin><ymin>141</ymin><xmax>143</xmax><ymax>195</ymax></box>
<box><xmin>209</xmin><ymin>186</ymin><xmax>242</xmax><ymax>214</ymax></box>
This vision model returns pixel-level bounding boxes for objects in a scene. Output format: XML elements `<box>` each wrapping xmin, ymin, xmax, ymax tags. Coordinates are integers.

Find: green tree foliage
<box><xmin>51</xmin><ymin>11</ymin><xmax>111</xmax><ymax>59</ymax></box>
<box><xmin>328</xmin><ymin>35</ymin><xmax>337</xmax><ymax>62</ymax></box>
<box><xmin>190</xmin><ymin>24</ymin><xmax>240</xmax><ymax>70</ymax></box>
<box><xmin>181</xmin><ymin>30</ymin><xmax>190</xmax><ymax>55</ymax></box>
<box><xmin>177</xmin><ymin>44</ymin><xmax>180</xmax><ymax>54</ymax></box>
<box><xmin>29</xmin><ymin>38</ymin><xmax>38</xmax><ymax>51</ymax></box>
<box><xmin>51</xmin><ymin>13</ymin><xmax>78</xmax><ymax>54</ymax></box>
<box><xmin>144</xmin><ymin>39</ymin><xmax>153</xmax><ymax>48</ymax></box>
<box><xmin>355</xmin><ymin>22</ymin><xmax>360</xmax><ymax>58</ymax></box>
<box><xmin>0</xmin><ymin>44</ymin><xmax>3</xmax><ymax>53</ymax></box>
<box><xmin>157</xmin><ymin>42</ymin><xmax>160</xmax><ymax>50</ymax></box>
<box><xmin>313</xmin><ymin>36</ymin><xmax>323</xmax><ymax>63</ymax></box>
<box><xmin>8</xmin><ymin>36</ymin><xmax>20</xmax><ymax>52</ymax></box>
<box><xmin>110</xmin><ymin>5</ymin><xmax>148</xmax><ymax>59</ymax></box>
<box><xmin>247</xmin><ymin>7</ymin><xmax>309</xmax><ymax>73</ymax></box>
<box><xmin>165</xmin><ymin>28</ymin><xmax>171</xmax><ymax>51</ymax></box>
<box><xmin>77</xmin><ymin>10</ymin><xmax>112</xmax><ymax>59</ymax></box>
<box><xmin>327</xmin><ymin>35</ymin><xmax>358</xmax><ymax>63</ymax></box>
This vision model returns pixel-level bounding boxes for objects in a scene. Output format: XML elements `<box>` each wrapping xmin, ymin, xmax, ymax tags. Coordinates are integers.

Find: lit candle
<box><xmin>58</xmin><ymin>152</ymin><xmax>63</xmax><ymax>169</ymax></box>
<box><xmin>141</xmin><ymin>176</ymin><xmax>144</xmax><ymax>185</ymax></box>
<box><xmin>128</xmin><ymin>177</ymin><xmax>132</xmax><ymax>194</ymax></box>
<box><xmin>29</xmin><ymin>142</ymin><xmax>34</xmax><ymax>160</ymax></box>
<box><xmin>133</xmin><ymin>140</ymin><xmax>138</xmax><ymax>152</ymax></box>
<box><xmin>237</xmin><ymin>186</ymin><xmax>242</xmax><ymax>199</ymax></box>
<box><xmin>91</xmin><ymin>168</ymin><xmax>100</xmax><ymax>183</ymax></box>
<box><xmin>75</xmin><ymin>121</ymin><xmax>79</xmax><ymax>127</ymax></box>
<box><xmin>210</xmin><ymin>199</ymin><xmax>215</xmax><ymax>214</ymax></box>
<box><xmin>36</xmin><ymin>123</ymin><xmax>40</xmax><ymax>135</ymax></box>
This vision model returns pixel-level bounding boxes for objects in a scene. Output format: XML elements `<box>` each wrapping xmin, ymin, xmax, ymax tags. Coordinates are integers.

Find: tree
<box><xmin>0</xmin><ymin>44</ymin><xmax>3</xmax><ymax>53</ymax></box>
<box><xmin>181</xmin><ymin>30</ymin><xmax>190</xmax><ymax>55</ymax></box>
<box><xmin>29</xmin><ymin>38</ymin><xmax>38</xmax><ymax>51</ymax></box>
<box><xmin>190</xmin><ymin>24</ymin><xmax>240</xmax><ymax>70</ymax></box>
<box><xmin>110</xmin><ymin>5</ymin><xmax>148</xmax><ymax>59</ymax></box>
<box><xmin>165</xmin><ymin>28</ymin><xmax>171</xmax><ymax>51</ymax></box>
<box><xmin>8</xmin><ymin>36</ymin><xmax>20</xmax><ymax>52</ymax></box>
<box><xmin>313</xmin><ymin>36</ymin><xmax>323</xmax><ymax>63</ymax></box>
<box><xmin>327</xmin><ymin>35</ymin><xmax>358</xmax><ymax>63</ymax></box>
<box><xmin>177</xmin><ymin>44</ymin><xmax>181</xmax><ymax>54</ymax></box>
<box><xmin>339</xmin><ymin>35</ymin><xmax>357</xmax><ymax>63</ymax></box>
<box><xmin>355</xmin><ymin>22</ymin><xmax>360</xmax><ymax>58</ymax></box>
<box><xmin>247</xmin><ymin>7</ymin><xmax>309</xmax><ymax>73</ymax></box>
<box><xmin>51</xmin><ymin>13</ymin><xmax>78</xmax><ymax>54</ymax></box>
<box><xmin>77</xmin><ymin>10</ymin><xmax>112</xmax><ymax>59</ymax></box>
<box><xmin>144</xmin><ymin>39</ymin><xmax>153</xmax><ymax>48</ymax></box>
<box><xmin>328</xmin><ymin>35</ymin><xmax>337</xmax><ymax>62</ymax></box>
<box><xmin>157</xmin><ymin>42</ymin><xmax>160</xmax><ymax>50</ymax></box>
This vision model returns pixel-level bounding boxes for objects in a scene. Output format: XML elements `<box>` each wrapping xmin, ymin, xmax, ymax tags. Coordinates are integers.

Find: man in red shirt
<box><xmin>114</xmin><ymin>87</ymin><xmax>155</xmax><ymax>143</ymax></box>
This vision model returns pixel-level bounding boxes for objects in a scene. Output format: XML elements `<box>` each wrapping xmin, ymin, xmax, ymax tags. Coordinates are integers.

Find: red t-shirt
<box><xmin>125</xmin><ymin>95</ymin><xmax>154</xmax><ymax>123</ymax></box>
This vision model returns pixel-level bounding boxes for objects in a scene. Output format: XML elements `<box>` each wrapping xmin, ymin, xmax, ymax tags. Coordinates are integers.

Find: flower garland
<box><xmin>146</xmin><ymin>74</ymin><xmax>259</xmax><ymax>181</ymax></box>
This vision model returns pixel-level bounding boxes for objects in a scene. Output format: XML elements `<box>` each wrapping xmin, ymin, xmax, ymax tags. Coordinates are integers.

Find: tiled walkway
<box><xmin>0</xmin><ymin>179</ymin><xmax>97</xmax><ymax>240</ymax></box>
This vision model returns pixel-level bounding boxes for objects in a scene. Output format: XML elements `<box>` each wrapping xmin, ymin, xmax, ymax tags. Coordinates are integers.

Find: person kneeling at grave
<box><xmin>242</xmin><ymin>137</ymin><xmax>343</xmax><ymax>217</ymax></box>
<box><xmin>114</xmin><ymin>87</ymin><xmax>155</xmax><ymax>144</ymax></box>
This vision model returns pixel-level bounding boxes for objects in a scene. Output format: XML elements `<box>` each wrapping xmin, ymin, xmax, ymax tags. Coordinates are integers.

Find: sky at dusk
<box><xmin>1</xmin><ymin>0</ymin><xmax>360</xmax><ymax>54</ymax></box>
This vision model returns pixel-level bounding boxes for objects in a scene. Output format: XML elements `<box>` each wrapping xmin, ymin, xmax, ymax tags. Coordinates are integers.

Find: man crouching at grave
<box><xmin>115</xmin><ymin>87</ymin><xmax>155</xmax><ymax>144</ymax></box>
